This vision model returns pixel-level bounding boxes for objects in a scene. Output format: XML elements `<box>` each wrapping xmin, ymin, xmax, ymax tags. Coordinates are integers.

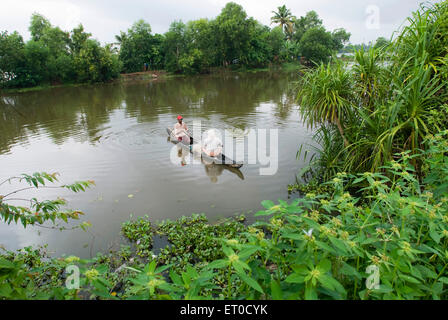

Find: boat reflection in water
<box><xmin>204</xmin><ymin>160</ymin><xmax>223</xmax><ymax>183</ymax></box>
<box><xmin>173</xmin><ymin>142</ymin><xmax>244</xmax><ymax>182</ymax></box>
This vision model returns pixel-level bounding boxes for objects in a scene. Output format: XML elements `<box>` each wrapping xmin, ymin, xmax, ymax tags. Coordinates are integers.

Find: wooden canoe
<box><xmin>166</xmin><ymin>128</ymin><xmax>243</xmax><ymax>169</ymax></box>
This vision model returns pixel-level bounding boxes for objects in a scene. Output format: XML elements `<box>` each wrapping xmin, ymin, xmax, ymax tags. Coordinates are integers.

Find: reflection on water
<box><xmin>0</xmin><ymin>71</ymin><xmax>312</xmax><ymax>258</ymax></box>
<box><xmin>174</xmin><ymin>146</ymin><xmax>230</xmax><ymax>183</ymax></box>
<box><xmin>204</xmin><ymin>164</ymin><xmax>224</xmax><ymax>184</ymax></box>
<box><xmin>0</xmin><ymin>72</ymin><xmax>297</xmax><ymax>154</ymax></box>
<box><xmin>170</xmin><ymin>134</ymin><xmax>245</xmax><ymax>182</ymax></box>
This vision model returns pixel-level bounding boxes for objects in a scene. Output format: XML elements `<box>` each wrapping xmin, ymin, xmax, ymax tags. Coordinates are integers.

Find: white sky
<box><xmin>0</xmin><ymin>0</ymin><xmax>438</xmax><ymax>45</ymax></box>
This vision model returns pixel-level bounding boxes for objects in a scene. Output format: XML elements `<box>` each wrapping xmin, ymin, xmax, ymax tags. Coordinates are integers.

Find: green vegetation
<box><xmin>118</xmin><ymin>3</ymin><xmax>349</xmax><ymax>74</ymax></box>
<box><xmin>291</xmin><ymin>11</ymin><xmax>350</xmax><ymax>64</ymax></box>
<box><xmin>155</xmin><ymin>214</ymin><xmax>247</xmax><ymax>268</ymax></box>
<box><xmin>296</xmin><ymin>1</ymin><xmax>448</xmax><ymax>182</ymax></box>
<box><xmin>339</xmin><ymin>37</ymin><xmax>391</xmax><ymax>55</ymax></box>
<box><xmin>115</xmin><ymin>20</ymin><xmax>164</xmax><ymax>73</ymax></box>
<box><xmin>0</xmin><ymin>14</ymin><xmax>121</xmax><ymax>88</ymax></box>
<box><xmin>1</xmin><ymin>1</ymin><xmax>448</xmax><ymax>301</ymax></box>
<box><xmin>1</xmin><ymin>3</ymin><xmax>350</xmax><ymax>88</ymax></box>
<box><xmin>0</xmin><ymin>172</ymin><xmax>94</xmax><ymax>230</ymax></box>
<box><xmin>1</xmin><ymin>134</ymin><xmax>448</xmax><ymax>299</ymax></box>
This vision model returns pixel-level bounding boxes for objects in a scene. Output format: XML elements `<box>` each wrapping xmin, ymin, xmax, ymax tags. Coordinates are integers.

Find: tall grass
<box><xmin>297</xmin><ymin>61</ymin><xmax>354</xmax><ymax>147</ymax></box>
<box><xmin>297</xmin><ymin>1</ymin><xmax>448</xmax><ymax>179</ymax></box>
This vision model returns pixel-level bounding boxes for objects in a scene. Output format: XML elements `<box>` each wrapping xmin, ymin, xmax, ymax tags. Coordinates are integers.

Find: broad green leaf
<box><xmin>186</xmin><ymin>265</ymin><xmax>199</xmax><ymax>279</ymax></box>
<box><xmin>429</xmin><ymin>228</ymin><xmax>441</xmax><ymax>244</ymax></box>
<box><xmin>146</xmin><ymin>260</ymin><xmax>157</xmax><ymax>274</ymax></box>
<box><xmin>255</xmin><ymin>210</ymin><xmax>272</xmax><ymax>216</ymax></box>
<box><xmin>414</xmin><ymin>265</ymin><xmax>437</xmax><ymax>279</ymax></box>
<box><xmin>261</xmin><ymin>200</ymin><xmax>275</xmax><ymax>209</ymax></box>
<box><xmin>281</xmin><ymin>232</ymin><xmax>302</xmax><ymax>240</ymax></box>
<box><xmin>0</xmin><ymin>283</ymin><xmax>12</xmax><ymax>298</ymax></box>
<box><xmin>302</xmin><ymin>217</ymin><xmax>321</xmax><ymax>230</ymax></box>
<box><xmin>291</xmin><ymin>264</ymin><xmax>309</xmax><ymax>275</ymax></box>
<box><xmin>270</xmin><ymin>280</ymin><xmax>283</xmax><ymax>300</ymax></box>
<box><xmin>318</xmin><ymin>274</ymin><xmax>336</xmax><ymax>291</ymax></box>
<box><xmin>328</xmin><ymin>237</ymin><xmax>349</xmax><ymax>254</ymax></box>
<box><xmin>315</xmin><ymin>241</ymin><xmax>337</xmax><ymax>255</ymax></box>
<box><xmin>222</xmin><ymin>246</ymin><xmax>234</xmax><ymax>257</ymax></box>
<box><xmin>233</xmin><ymin>259</ymin><xmax>251</xmax><ymax>272</ymax></box>
<box><xmin>96</xmin><ymin>264</ymin><xmax>108</xmax><ymax>274</ymax></box>
<box><xmin>231</xmin><ymin>261</ymin><xmax>245</xmax><ymax>275</ymax></box>
<box><xmin>319</xmin><ymin>274</ymin><xmax>346</xmax><ymax>295</ymax></box>
<box><xmin>155</xmin><ymin>264</ymin><xmax>172</xmax><ymax>274</ymax></box>
<box><xmin>169</xmin><ymin>270</ymin><xmax>183</xmax><ymax>286</ymax></box>
<box><xmin>305</xmin><ymin>286</ymin><xmax>317</xmax><ymax>300</ymax></box>
<box><xmin>317</xmin><ymin>259</ymin><xmax>331</xmax><ymax>273</ymax></box>
<box><xmin>237</xmin><ymin>271</ymin><xmax>264</xmax><ymax>294</ymax></box>
<box><xmin>182</xmin><ymin>272</ymin><xmax>191</xmax><ymax>287</ymax></box>
<box><xmin>239</xmin><ymin>247</ymin><xmax>259</xmax><ymax>259</ymax></box>
<box><xmin>206</xmin><ymin>259</ymin><xmax>228</xmax><ymax>270</ymax></box>
<box><xmin>0</xmin><ymin>258</ymin><xmax>15</xmax><ymax>269</ymax></box>
<box><xmin>398</xmin><ymin>274</ymin><xmax>421</xmax><ymax>284</ymax></box>
<box><xmin>438</xmin><ymin>277</ymin><xmax>448</xmax><ymax>284</ymax></box>
<box><xmin>340</xmin><ymin>262</ymin><xmax>362</xmax><ymax>280</ymax></box>
<box><xmin>285</xmin><ymin>273</ymin><xmax>305</xmax><ymax>284</ymax></box>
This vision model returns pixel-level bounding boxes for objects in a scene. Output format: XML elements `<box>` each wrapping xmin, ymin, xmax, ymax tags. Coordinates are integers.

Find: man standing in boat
<box><xmin>173</xmin><ymin>115</ymin><xmax>191</xmax><ymax>144</ymax></box>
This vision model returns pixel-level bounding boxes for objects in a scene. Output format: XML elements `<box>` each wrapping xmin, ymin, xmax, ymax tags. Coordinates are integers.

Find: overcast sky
<box><xmin>0</xmin><ymin>0</ymin><xmax>437</xmax><ymax>45</ymax></box>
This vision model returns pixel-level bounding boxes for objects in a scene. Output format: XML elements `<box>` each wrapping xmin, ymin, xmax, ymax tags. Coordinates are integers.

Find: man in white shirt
<box><xmin>173</xmin><ymin>115</ymin><xmax>190</xmax><ymax>144</ymax></box>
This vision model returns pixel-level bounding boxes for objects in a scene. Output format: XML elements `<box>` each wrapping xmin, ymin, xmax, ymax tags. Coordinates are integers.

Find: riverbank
<box><xmin>0</xmin><ymin>62</ymin><xmax>302</xmax><ymax>95</ymax></box>
<box><xmin>0</xmin><ymin>82</ymin><xmax>91</xmax><ymax>94</ymax></box>
<box><xmin>2</xmin><ymin>134</ymin><xmax>448</xmax><ymax>300</ymax></box>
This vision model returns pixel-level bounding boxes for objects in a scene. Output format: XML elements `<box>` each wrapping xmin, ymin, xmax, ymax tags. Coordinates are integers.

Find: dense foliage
<box><xmin>296</xmin><ymin>1</ymin><xmax>448</xmax><ymax>182</ymax></box>
<box><xmin>0</xmin><ymin>14</ymin><xmax>121</xmax><ymax>88</ymax></box>
<box><xmin>118</xmin><ymin>3</ymin><xmax>350</xmax><ymax>74</ymax></box>
<box><xmin>115</xmin><ymin>20</ymin><xmax>164</xmax><ymax>73</ymax></box>
<box><xmin>1</xmin><ymin>3</ymin><xmax>351</xmax><ymax>87</ymax></box>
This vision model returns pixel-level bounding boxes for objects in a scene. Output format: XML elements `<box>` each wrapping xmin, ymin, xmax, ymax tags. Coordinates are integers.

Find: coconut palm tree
<box><xmin>271</xmin><ymin>5</ymin><xmax>294</xmax><ymax>39</ymax></box>
<box><xmin>114</xmin><ymin>31</ymin><xmax>127</xmax><ymax>46</ymax></box>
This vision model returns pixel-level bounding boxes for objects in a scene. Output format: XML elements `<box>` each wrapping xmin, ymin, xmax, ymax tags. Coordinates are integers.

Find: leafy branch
<box><xmin>0</xmin><ymin>172</ymin><xmax>95</xmax><ymax>230</ymax></box>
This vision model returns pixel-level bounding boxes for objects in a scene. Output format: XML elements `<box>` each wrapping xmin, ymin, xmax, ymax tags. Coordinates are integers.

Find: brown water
<box><xmin>0</xmin><ymin>71</ymin><xmax>313</xmax><ymax>258</ymax></box>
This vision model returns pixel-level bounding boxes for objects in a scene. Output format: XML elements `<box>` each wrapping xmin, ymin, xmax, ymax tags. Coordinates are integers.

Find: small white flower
<box><xmin>303</xmin><ymin>229</ymin><xmax>314</xmax><ymax>237</ymax></box>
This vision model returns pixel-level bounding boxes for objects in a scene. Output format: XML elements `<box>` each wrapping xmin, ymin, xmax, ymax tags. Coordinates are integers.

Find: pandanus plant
<box><xmin>297</xmin><ymin>1</ymin><xmax>448</xmax><ymax>178</ymax></box>
<box><xmin>297</xmin><ymin>61</ymin><xmax>354</xmax><ymax>148</ymax></box>
<box><xmin>352</xmin><ymin>47</ymin><xmax>387</xmax><ymax>113</ymax></box>
<box><xmin>373</xmin><ymin>3</ymin><xmax>447</xmax><ymax>172</ymax></box>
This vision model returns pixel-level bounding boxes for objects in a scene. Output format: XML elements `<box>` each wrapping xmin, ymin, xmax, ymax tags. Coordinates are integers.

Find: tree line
<box><xmin>0</xmin><ymin>13</ymin><xmax>121</xmax><ymax>88</ymax></box>
<box><xmin>0</xmin><ymin>2</ymin><xmax>351</xmax><ymax>88</ymax></box>
<box><xmin>339</xmin><ymin>37</ymin><xmax>391</xmax><ymax>54</ymax></box>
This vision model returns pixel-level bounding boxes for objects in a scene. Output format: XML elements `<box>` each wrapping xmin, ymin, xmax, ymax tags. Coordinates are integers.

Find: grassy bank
<box><xmin>0</xmin><ymin>62</ymin><xmax>301</xmax><ymax>95</ymax></box>
<box><xmin>0</xmin><ymin>82</ymin><xmax>92</xmax><ymax>94</ymax></box>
